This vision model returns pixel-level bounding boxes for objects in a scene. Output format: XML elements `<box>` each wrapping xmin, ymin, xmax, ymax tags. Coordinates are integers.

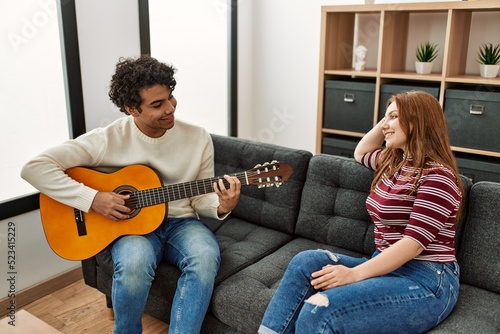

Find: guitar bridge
<box><xmin>74</xmin><ymin>208</ymin><xmax>87</xmax><ymax>236</ymax></box>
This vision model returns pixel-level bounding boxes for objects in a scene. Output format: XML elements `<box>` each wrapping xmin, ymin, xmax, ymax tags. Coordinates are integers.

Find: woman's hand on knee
<box><xmin>310</xmin><ymin>264</ymin><xmax>360</xmax><ymax>290</ymax></box>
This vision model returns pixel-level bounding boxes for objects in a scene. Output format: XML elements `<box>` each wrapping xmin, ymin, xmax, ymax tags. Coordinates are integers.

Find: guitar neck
<box><xmin>126</xmin><ymin>172</ymin><xmax>248</xmax><ymax>209</ymax></box>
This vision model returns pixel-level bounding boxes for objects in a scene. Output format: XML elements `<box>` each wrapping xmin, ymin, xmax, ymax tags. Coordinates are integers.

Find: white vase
<box><xmin>479</xmin><ymin>64</ymin><xmax>500</xmax><ymax>78</ymax></box>
<box><xmin>415</xmin><ymin>61</ymin><xmax>433</xmax><ymax>74</ymax></box>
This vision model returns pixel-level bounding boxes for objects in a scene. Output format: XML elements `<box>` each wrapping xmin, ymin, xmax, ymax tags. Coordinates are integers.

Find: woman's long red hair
<box><xmin>372</xmin><ymin>90</ymin><xmax>465</xmax><ymax>220</ymax></box>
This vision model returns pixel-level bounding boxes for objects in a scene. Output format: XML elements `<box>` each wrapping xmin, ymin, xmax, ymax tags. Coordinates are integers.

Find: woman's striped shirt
<box><xmin>361</xmin><ymin>150</ymin><xmax>462</xmax><ymax>263</ymax></box>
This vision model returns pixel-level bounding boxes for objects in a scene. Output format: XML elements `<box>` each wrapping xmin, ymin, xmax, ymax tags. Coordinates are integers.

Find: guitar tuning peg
<box><xmin>254</xmin><ymin>163</ymin><xmax>262</xmax><ymax>168</ymax></box>
<box><xmin>271</xmin><ymin>160</ymin><xmax>278</xmax><ymax>164</ymax></box>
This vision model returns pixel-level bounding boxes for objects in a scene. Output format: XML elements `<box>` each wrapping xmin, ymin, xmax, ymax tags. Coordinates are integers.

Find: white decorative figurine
<box><xmin>354</xmin><ymin>45</ymin><xmax>367</xmax><ymax>71</ymax></box>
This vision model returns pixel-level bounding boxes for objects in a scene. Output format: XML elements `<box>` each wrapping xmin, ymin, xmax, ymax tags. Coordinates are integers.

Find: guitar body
<box><xmin>39</xmin><ymin>165</ymin><xmax>166</xmax><ymax>261</ymax></box>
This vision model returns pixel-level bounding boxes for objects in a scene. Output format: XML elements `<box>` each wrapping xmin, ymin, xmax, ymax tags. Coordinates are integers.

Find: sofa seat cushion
<box><xmin>210</xmin><ymin>237</ymin><xmax>368</xmax><ymax>333</ymax></box>
<box><xmin>212</xmin><ymin>217</ymin><xmax>294</xmax><ymax>284</ymax></box>
<box><xmin>94</xmin><ymin>217</ymin><xmax>294</xmax><ymax>292</ymax></box>
<box><xmin>428</xmin><ymin>283</ymin><xmax>500</xmax><ymax>333</ymax></box>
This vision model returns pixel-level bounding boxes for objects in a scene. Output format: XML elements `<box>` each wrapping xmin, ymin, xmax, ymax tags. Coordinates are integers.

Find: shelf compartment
<box><xmin>447</xmin><ymin>10</ymin><xmax>500</xmax><ymax>78</ymax></box>
<box><xmin>381</xmin><ymin>11</ymin><xmax>448</xmax><ymax>75</ymax></box>
<box><xmin>322</xmin><ymin>12</ymin><xmax>380</xmax><ymax>72</ymax></box>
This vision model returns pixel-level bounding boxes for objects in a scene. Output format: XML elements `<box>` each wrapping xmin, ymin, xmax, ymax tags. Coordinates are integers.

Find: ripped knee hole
<box><xmin>306</xmin><ymin>292</ymin><xmax>329</xmax><ymax>307</ymax></box>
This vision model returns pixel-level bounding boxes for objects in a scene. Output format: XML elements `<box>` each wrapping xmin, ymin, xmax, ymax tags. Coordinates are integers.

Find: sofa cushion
<box><xmin>210</xmin><ymin>134</ymin><xmax>312</xmax><ymax>234</ymax></box>
<box><xmin>295</xmin><ymin>154</ymin><xmax>376</xmax><ymax>256</ymax></box>
<box><xmin>212</xmin><ymin>217</ymin><xmax>294</xmax><ymax>284</ymax></box>
<box><xmin>457</xmin><ymin>181</ymin><xmax>500</xmax><ymax>294</ymax></box>
<box><xmin>428</xmin><ymin>283</ymin><xmax>500</xmax><ymax>333</ymax></box>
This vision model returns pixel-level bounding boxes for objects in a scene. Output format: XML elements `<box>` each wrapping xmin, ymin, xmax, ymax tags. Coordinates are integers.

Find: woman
<box><xmin>258</xmin><ymin>91</ymin><xmax>464</xmax><ymax>334</ymax></box>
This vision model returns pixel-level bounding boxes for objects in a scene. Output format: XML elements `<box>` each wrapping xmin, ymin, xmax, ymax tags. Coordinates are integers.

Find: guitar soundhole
<box><xmin>115</xmin><ymin>185</ymin><xmax>141</xmax><ymax>219</ymax></box>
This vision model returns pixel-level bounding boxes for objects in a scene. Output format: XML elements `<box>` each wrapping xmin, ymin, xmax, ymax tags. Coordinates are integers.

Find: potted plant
<box><xmin>415</xmin><ymin>42</ymin><xmax>438</xmax><ymax>74</ymax></box>
<box><xmin>477</xmin><ymin>43</ymin><xmax>500</xmax><ymax>78</ymax></box>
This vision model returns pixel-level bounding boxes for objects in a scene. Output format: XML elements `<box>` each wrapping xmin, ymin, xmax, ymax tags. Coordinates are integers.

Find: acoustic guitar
<box><xmin>39</xmin><ymin>161</ymin><xmax>292</xmax><ymax>260</ymax></box>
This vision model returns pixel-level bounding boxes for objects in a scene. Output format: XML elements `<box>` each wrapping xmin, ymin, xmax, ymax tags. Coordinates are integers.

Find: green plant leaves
<box><xmin>416</xmin><ymin>42</ymin><xmax>439</xmax><ymax>62</ymax></box>
<box><xmin>477</xmin><ymin>43</ymin><xmax>500</xmax><ymax>65</ymax></box>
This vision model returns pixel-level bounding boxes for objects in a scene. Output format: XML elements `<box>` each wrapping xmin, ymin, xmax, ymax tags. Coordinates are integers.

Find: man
<box><xmin>21</xmin><ymin>54</ymin><xmax>241</xmax><ymax>333</ymax></box>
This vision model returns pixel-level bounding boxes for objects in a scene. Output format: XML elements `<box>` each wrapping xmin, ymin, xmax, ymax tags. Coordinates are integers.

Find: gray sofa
<box><xmin>82</xmin><ymin>134</ymin><xmax>500</xmax><ymax>333</ymax></box>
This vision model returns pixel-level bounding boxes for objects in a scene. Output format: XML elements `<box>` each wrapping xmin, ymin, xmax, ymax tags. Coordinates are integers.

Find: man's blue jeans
<box><xmin>111</xmin><ymin>217</ymin><xmax>220</xmax><ymax>334</ymax></box>
<box><xmin>259</xmin><ymin>249</ymin><xmax>459</xmax><ymax>334</ymax></box>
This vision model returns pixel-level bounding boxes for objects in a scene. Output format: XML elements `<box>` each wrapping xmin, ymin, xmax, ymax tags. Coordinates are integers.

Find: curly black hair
<box><xmin>108</xmin><ymin>54</ymin><xmax>177</xmax><ymax>114</ymax></box>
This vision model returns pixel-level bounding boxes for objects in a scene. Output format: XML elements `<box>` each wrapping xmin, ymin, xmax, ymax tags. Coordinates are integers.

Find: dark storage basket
<box><xmin>456</xmin><ymin>156</ymin><xmax>500</xmax><ymax>183</ymax></box>
<box><xmin>322</xmin><ymin>136</ymin><xmax>359</xmax><ymax>158</ymax></box>
<box><xmin>379</xmin><ymin>83</ymin><xmax>440</xmax><ymax>120</ymax></box>
<box><xmin>444</xmin><ymin>86</ymin><xmax>500</xmax><ymax>153</ymax></box>
<box><xmin>324</xmin><ymin>79</ymin><xmax>375</xmax><ymax>133</ymax></box>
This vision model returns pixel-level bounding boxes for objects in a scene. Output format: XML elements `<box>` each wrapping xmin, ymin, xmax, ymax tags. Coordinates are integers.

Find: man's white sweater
<box><xmin>21</xmin><ymin>116</ymin><xmax>221</xmax><ymax>220</ymax></box>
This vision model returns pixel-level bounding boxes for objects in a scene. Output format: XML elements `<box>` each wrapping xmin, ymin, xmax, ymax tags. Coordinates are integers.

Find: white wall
<box><xmin>0</xmin><ymin>211</ymin><xmax>78</xmax><ymax>300</ymax></box>
<box><xmin>237</xmin><ymin>0</ymin><xmax>363</xmax><ymax>153</ymax></box>
<box><xmin>0</xmin><ymin>0</ymin><xmax>70</xmax><ymax>202</ymax></box>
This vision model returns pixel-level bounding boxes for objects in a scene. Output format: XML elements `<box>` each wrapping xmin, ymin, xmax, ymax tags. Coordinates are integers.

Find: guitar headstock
<box><xmin>246</xmin><ymin>160</ymin><xmax>293</xmax><ymax>188</ymax></box>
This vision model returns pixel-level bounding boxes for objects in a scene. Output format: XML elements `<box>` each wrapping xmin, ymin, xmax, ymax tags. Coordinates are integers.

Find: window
<box><xmin>147</xmin><ymin>0</ymin><xmax>236</xmax><ymax>136</ymax></box>
<box><xmin>0</xmin><ymin>0</ymin><xmax>236</xmax><ymax>219</ymax></box>
<box><xmin>0</xmin><ymin>0</ymin><xmax>84</xmax><ymax>219</ymax></box>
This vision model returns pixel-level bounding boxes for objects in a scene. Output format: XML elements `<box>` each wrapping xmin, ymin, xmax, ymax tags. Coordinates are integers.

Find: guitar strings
<box><xmin>124</xmin><ymin>170</ymin><xmax>282</xmax><ymax>208</ymax></box>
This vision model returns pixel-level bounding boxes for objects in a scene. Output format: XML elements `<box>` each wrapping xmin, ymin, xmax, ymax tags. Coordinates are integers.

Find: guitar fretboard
<box><xmin>125</xmin><ymin>172</ymin><xmax>248</xmax><ymax>209</ymax></box>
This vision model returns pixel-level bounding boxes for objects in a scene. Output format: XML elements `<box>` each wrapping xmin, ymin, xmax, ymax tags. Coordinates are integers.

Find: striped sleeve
<box><xmin>360</xmin><ymin>149</ymin><xmax>382</xmax><ymax>170</ymax></box>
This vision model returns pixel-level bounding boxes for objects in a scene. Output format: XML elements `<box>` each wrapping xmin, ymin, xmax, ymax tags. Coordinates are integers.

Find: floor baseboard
<box><xmin>0</xmin><ymin>266</ymin><xmax>82</xmax><ymax>318</ymax></box>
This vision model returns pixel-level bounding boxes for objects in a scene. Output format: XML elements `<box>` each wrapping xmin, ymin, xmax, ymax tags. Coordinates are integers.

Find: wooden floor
<box><xmin>19</xmin><ymin>279</ymin><xmax>169</xmax><ymax>333</ymax></box>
